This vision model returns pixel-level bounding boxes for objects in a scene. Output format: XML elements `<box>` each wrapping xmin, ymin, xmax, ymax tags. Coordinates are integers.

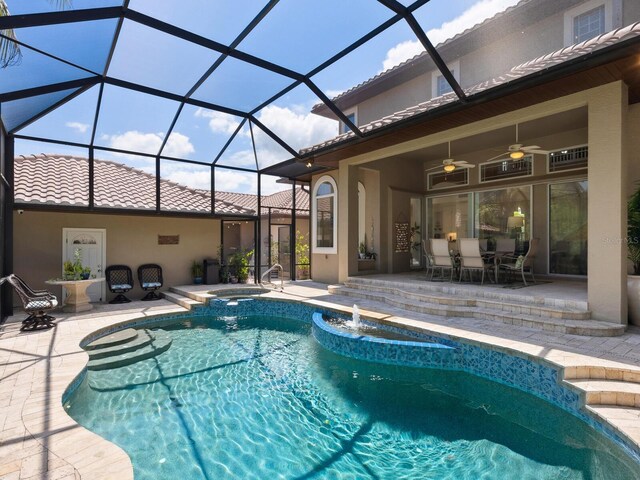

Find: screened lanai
<box><xmin>2</xmin><ymin>0</ymin><xmax>640</xmax><ymax>321</ymax></box>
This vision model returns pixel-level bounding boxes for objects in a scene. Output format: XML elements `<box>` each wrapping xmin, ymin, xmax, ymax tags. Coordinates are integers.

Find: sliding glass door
<box><xmin>549</xmin><ymin>181</ymin><xmax>587</xmax><ymax>275</ymax></box>
<box><xmin>475</xmin><ymin>186</ymin><xmax>531</xmax><ymax>253</ymax></box>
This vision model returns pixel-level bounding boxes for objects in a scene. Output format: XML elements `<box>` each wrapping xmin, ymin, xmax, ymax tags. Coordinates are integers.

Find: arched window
<box><xmin>312</xmin><ymin>175</ymin><xmax>338</xmax><ymax>254</ymax></box>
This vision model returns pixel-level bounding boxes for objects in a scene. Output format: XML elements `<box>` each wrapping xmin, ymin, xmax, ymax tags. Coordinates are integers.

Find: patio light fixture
<box><xmin>306</xmin><ymin>159</ymin><xmax>314</xmax><ymax>168</ymax></box>
<box><xmin>509</xmin><ymin>150</ymin><xmax>525</xmax><ymax>160</ymax></box>
<box><xmin>443</xmin><ymin>164</ymin><xmax>456</xmax><ymax>173</ymax></box>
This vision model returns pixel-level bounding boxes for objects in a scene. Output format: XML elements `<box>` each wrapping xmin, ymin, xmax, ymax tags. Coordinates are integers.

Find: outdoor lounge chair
<box><xmin>137</xmin><ymin>264</ymin><xmax>163</xmax><ymax>301</ymax></box>
<box><xmin>105</xmin><ymin>265</ymin><xmax>134</xmax><ymax>304</ymax></box>
<box><xmin>458</xmin><ymin>238</ymin><xmax>494</xmax><ymax>285</ymax></box>
<box><xmin>0</xmin><ymin>274</ymin><xmax>57</xmax><ymax>331</ymax></box>
<box><xmin>429</xmin><ymin>238</ymin><xmax>455</xmax><ymax>282</ymax></box>
<box><xmin>499</xmin><ymin>238</ymin><xmax>540</xmax><ymax>286</ymax></box>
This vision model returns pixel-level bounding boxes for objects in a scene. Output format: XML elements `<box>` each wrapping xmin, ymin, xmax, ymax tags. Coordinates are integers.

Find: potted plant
<box><xmin>219</xmin><ymin>265</ymin><xmax>230</xmax><ymax>284</ymax></box>
<box><xmin>63</xmin><ymin>260</ymin><xmax>75</xmax><ymax>280</ymax></box>
<box><xmin>628</xmin><ymin>185</ymin><xmax>640</xmax><ymax>325</ymax></box>
<box><xmin>358</xmin><ymin>242</ymin><xmax>366</xmax><ymax>259</ymax></box>
<box><xmin>191</xmin><ymin>260</ymin><xmax>204</xmax><ymax>285</ymax></box>
<box><xmin>81</xmin><ymin>266</ymin><xmax>91</xmax><ymax>280</ymax></box>
<box><xmin>295</xmin><ymin>230</ymin><xmax>310</xmax><ymax>280</ymax></box>
<box><xmin>230</xmin><ymin>249</ymin><xmax>253</xmax><ymax>284</ymax></box>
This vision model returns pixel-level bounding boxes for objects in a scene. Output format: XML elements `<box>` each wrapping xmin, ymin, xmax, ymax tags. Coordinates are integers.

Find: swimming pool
<box><xmin>65</xmin><ymin>301</ymin><xmax>640</xmax><ymax>479</ymax></box>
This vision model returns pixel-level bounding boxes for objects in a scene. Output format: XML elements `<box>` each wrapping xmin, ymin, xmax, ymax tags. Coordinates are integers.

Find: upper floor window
<box><xmin>480</xmin><ymin>156</ymin><xmax>532</xmax><ymax>183</ymax></box>
<box><xmin>436</xmin><ymin>72</ymin><xmax>454</xmax><ymax>97</ymax></box>
<box><xmin>340</xmin><ymin>112</ymin><xmax>356</xmax><ymax>135</ymax></box>
<box><xmin>431</xmin><ymin>60</ymin><xmax>460</xmax><ymax>99</ymax></box>
<box><xmin>564</xmin><ymin>0</ymin><xmax>618</xmax><ymax>47</ymax></box>
<box><xmin>312</xmin><ymin>175</ymin><xmax>338</xmax><ymax>254</ymax></box>
<box><xmin>548</xmin><ymin>145</ymin><xmax>588</xmax><ymax>173</ymax></box>
<box><xmin>574</xmin><ymin>5</ymin><xmax>605</xmax><ymax>43</ymax></box>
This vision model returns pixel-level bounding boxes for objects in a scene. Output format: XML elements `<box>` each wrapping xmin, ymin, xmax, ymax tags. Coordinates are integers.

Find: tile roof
<box><xmin>216</xmin><ymin>186</ymin><xmax>310</xmax><ymax>214</ymax></box>
<box><xmin>320</xmin><ymin>0</ymin><xmax>534</xmax><ymax>108</ymax></box>
<box><xmin>302</xmin><ymin>22</ymin><xmax>640</xmax><ymax>155</ymax></box>
<box><xmin>14</xmin><ymin>154</ymin><xmax>308</xmax><ymax>215</ymax></box>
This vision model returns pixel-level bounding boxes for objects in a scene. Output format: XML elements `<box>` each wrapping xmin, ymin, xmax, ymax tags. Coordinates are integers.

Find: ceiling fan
<box><xmin>487</xmin><ymin>124</ymin><xmax>549</xmax><ymax>162</ymax></box>
<box><xmin>425</xmin><ymin>141</ymin><xmax>476</xmax><ymax>173</ymax></box>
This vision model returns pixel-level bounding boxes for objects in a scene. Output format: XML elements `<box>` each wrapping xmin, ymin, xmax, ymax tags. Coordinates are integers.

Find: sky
<box><xmin>6</xmin><ymin>0</ymin><xmax>521</xmax><ymax>195</ymax></box>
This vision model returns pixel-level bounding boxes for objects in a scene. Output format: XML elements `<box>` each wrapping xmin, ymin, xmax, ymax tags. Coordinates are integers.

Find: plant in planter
<box><xmin>295</xmin><ymin>230</ymin><xmax>310</xmax><ymax>280</ymax></box>
<box><xmin>628</xmin><ymin>185</ymin><xmax>640</xmax><ymax>325</ymax></box>
<box><xmin>64</xmin><ymin>248</ymin><xmax>88</xmax><ymax>280</ymax></box>
<box><xmin>191</xmin><ymin>260</ymin><xmax>204</xmax><ymax>285</ymax></box>
<box><xmin>219</xmin><ymin>265</ymin><xmax>230</xmax><ymax>284</ymax></box>
<box><xmin>358</xmin><ymin>241</ymin><xmax>366</xmax><ymax>259</ymax></box>
<box><xmin>63</xmin><ymin>260</ymin><xmax>75</xmax><ymax>280</ymax></box>
<box><xmin>81</xmin><ymin>266</ymin><xmax>91</xmax><ymax>280</ymax></box>
<box><xmin>230</xmin><ymin>249</ymin><xmax>253</xmax><ymax>284</ymax></box>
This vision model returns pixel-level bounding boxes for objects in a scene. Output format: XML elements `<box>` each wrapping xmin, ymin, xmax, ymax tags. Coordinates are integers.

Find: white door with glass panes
<box><xmin>62</xmin><ymin>228</ymin><xmax>106</xmax><ymax>302</ymax></box>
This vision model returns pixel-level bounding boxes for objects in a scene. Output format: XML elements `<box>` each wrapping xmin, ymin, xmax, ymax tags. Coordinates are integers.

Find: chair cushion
<box><xmin>142</xmin><ymin>282</ymin><xmax>161</xmax><ymax>288</ymax></box>
<box><xmin>25</xmin><ymin>298</ymin><xmax>57</xmax><ymax>310</ymax></box>
<box><xmin>111</xmin><ymin>284</ymin><xmax>132</xmax><ymax>290</ymax></box>
<box><xmin>514</xmin><ymin>255</ymin><xmax>524</xmax><ymax>269</ymax></box>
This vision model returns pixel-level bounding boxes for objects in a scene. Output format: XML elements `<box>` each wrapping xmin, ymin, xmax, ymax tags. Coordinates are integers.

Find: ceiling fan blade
<box><xmin>521</xmin><ymin>145</ymin><xmax>540</xmax><ymax>150</ymax></box>
<box><xmin>461</xmin><ymin>164</ymin><xmax>476</xmax><ymax>168</ymax></box>
<box><xmin>486</xmin><ymin>152</ymin><xmax>508</xmax><ymax>162</ymax></box>
<box><xmin>425</xmin><ymin>166</ymin><xmax>444</xmax><ymax>172</ymax></box>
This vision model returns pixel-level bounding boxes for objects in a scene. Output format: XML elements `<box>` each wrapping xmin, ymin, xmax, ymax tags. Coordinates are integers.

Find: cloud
<box><xmin>382</xmin><ymin>40</ymin><xmax>425</xmax><ymax>71</ymax></box>
<box><xmin>252</xmin><ymin>104</ymin><xmax>337</xmax><ymax>167</ymax></box>
<box><xmin>195</xmin><ymin>108</ymin><xmax>241</xmax><ymax>135</ymax></box>
<box><xmin>381</xmin><ymin>0</ymin><xmax>520</xmax><ymax>70</ymax></box>
<box><xmin>105</xmin><ymin>130</ymin><xmax>195</xmax><ymax>158</ymax></box>
<box><xmin>214</xmin><ymin>168</ymin><xmax>257</xmax><ymax>193</ymax></box>
<box><xmin>164</xmin><ymin>132</ymin><xmax>195</xmax><ymax>158</ymax></box>
<box><xmin>65</xmin><ymin>121</ymin><xmax>90</xmax><ymax>133</ymax></box>
<box><xmin>160</xmin><ymin>162</ymin><xmax>211</xmax><ymax>190</ymax></box>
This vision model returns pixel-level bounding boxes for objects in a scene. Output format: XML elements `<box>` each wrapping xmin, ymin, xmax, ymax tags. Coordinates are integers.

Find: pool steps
<box><xmin>328</xmin><ymin>277</ymin><xmax>624</xmax><ymax>337</ymax></box>
<box><xmin>562</xmin><ymin>367</ymin><xmax>640</xmax><ymax>440</ymax></box>
<box><xmin>85</xmin><ymin>328</ymin><xmax>172</xmax><ymax>370</ymax></box>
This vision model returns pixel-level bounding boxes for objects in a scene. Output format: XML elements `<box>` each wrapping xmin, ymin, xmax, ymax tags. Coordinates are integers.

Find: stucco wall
<box><xmin>12</xmin><ymin>211</ymin><xmax>221</xmax><ymax>305</ymax></box>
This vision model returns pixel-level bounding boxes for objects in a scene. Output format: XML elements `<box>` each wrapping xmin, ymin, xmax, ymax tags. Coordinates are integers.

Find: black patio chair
<box><xmin>0</xmin><ymin>274</ymin><xmax>57</xmax><ymax>331</ymax></box>
<box><xmin>137</xmin><ymin>264</ymin><xmax>163</xmax><ymax>301</ymax></box>
<box><xmin>105</xmin><ymin>265</ymin><xmax>134</xmax><ymax>304</ymax></box>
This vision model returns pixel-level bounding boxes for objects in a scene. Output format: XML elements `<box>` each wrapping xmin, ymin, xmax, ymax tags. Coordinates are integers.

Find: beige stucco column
<box><xmin>588</xmin><ymin>81</ymin><xmax>628</xmax><ymax>323</ymax></box>
<box><xmin>338</xmin><ymin>163</ymin><xmax>358</xmax><ymax>283</ymax></box>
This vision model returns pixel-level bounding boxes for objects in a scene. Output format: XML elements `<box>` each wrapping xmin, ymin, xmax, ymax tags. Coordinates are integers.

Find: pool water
<box><xmin>65</xmin><ymin>315</ymin><xmax>640</xmax><ymax>479</ymax></box>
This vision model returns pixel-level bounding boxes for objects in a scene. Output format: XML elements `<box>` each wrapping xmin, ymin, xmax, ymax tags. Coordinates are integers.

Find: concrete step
<box><xmin>85</xmin><ymin>328</ymin><xmax>138</xmax><ymax>350</ymax></box>
<box><xmin>566</xmin><ymin>379</ymin><xmax>640</xmax><ymax>407</ymax></box>
<box><xmin>346</xmin><ymin>276</ymin><xmax>589</xmax><ymax>311</ymax></box>
<box><xmin>586</xmin><ymin>405</ymin><xmax>640</xmax><ymax>446</ymax></box>
<box><xmin>163</xmin><ymin>291</ymin><xmax>204</xmax><ymax>309</ymax></box>
<box><xmin>329</xmin><ymin>285</ymin><xmax>624</xmax><ymax>336</ymax></box>
<box><xmin>168</xmin><ymin>286</ymin><xmax>214</xmax><ymax>303</ymax></box>
<box><xmin>342</xmin><ymin>278</ymin><xmax>589</xmax><ymax>319</ymax></box>
<box><xmin>87</xmin><ymin>330</ymin><xmax>154</xmax><ymax>360</ymax></box>
<box><xmin>563</xmin><ymin>365</ymin><xmax>640</xmax><ymax>384</ymax></box>
<box><xmin>87</xmin><ymin>330</ymin><xmax>172</xmax><ymax>371</ymax></box>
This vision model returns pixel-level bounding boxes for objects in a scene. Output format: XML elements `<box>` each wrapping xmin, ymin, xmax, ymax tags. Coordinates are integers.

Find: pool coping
<box><xmin>3</xmin><ymin>289</ymin><xmax>640</xmax><ymax>479</ymax></box>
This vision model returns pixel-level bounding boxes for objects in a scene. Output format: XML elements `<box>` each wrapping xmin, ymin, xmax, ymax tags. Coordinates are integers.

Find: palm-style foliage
<box><xmin>0</xmin><ymin>0</ymin><xmax>73</xmax><ymax>68</ymax></box>
<box><xmin>628</xmin><ymin>184</ymin><xmax>640</xmax><ymax>274</ymax></box>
